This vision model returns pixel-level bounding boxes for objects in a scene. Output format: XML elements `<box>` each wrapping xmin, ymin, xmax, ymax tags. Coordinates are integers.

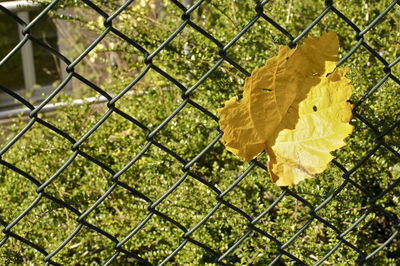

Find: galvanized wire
<box><xmin>0</xmin><ymin>0</ymin><xmax>399</xmax><ymax>265</ymax></box>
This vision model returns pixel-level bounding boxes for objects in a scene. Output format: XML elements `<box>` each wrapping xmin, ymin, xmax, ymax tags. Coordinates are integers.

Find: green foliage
<box><xmin>1</xmin><ymin>0</ymin><xmax>399</xmax><ymax>265</ymax></box>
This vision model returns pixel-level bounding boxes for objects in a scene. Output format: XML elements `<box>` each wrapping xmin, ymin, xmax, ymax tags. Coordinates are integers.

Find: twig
<box><xmin>286</xmin><ymin>0</ymin><xmax>293</xmax><ymax>23</ymax></box>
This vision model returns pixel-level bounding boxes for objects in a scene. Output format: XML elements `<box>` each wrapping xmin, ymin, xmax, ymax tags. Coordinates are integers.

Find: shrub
<box><xmin>1</xmin><ymin>0</ymin><xmax>399</xmax><ymax>264</ymax></box>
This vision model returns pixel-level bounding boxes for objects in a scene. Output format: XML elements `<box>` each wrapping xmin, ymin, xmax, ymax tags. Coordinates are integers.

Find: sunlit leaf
<box><xmin>218</xmin><ymin>32</ymin><xmax>353</xmax><ymax>186</ymax></box>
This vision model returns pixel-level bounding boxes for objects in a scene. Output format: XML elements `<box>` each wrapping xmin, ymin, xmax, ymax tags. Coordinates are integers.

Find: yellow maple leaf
<box><xmin>218</xmin><ymin>32</ymin><xmax>353</xmax><ymax>186</ymax></box>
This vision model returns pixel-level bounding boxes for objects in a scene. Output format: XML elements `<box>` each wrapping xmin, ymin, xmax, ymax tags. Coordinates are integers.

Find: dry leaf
<box><xmin>218</xmin><ymin>32</ymin><xmax>353</xmax><ymax>186</ymax></box>
<box><xmin>267</xmin><ymin>63</ymin><xmax>353</xmax><ymax>186</ymax></box>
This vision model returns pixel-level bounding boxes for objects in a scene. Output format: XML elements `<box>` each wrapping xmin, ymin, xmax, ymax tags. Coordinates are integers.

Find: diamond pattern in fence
<box><xmin>0</xmin><ymin>0</ymin><xmax>399</xmax><ymax>265</ymax></box>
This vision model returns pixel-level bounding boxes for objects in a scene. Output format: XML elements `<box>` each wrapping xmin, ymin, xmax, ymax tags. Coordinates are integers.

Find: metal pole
<box><xmin>17</xmin><ymin>11</ymin><xmax>36</xmax><ymax>90</ymax></box>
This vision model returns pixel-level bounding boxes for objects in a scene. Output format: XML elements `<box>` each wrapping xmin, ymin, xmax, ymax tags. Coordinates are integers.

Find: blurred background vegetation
<box><xmin>0</xmin><ymin>0</ymin><xmax>399</xmax><ymax>264</ymax></box>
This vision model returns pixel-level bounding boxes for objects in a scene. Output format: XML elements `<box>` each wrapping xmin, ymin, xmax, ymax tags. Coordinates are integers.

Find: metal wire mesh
<box><xmin>0</xmin><ymin>0</ymin><xmax>399</xmax><ymax>265</ymax></box>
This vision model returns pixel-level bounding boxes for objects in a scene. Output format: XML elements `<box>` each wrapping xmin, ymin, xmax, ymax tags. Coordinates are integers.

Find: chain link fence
<box><xmin>0</xmin><ymin>0</ymin><xmax>399</xmax><ymax>265</ymax></box>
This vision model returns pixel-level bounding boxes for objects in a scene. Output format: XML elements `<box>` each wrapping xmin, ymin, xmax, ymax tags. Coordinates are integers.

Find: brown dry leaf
<box><xmin>218</xmin><ymin>32</ymin><xmax>353</xmax><ymax>186</ymax></box>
